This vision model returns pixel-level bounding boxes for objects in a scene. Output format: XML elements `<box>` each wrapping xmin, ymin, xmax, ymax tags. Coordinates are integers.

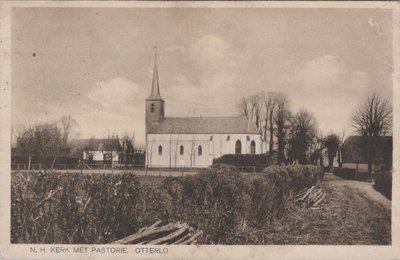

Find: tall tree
<box><xmin>249</xmin><ymin>94</ymin><xmax>263</xmax><ymax>129</ymax></box>
<box><xmin>323</xmin><ymin>133</ymin><xmax>341</xmax><ymax>172</ymax></box>
<box><xmin>52</xmin><ymin>116</ymin><xmax>77</xmax><ymax>168</ymax></box>
<box><xmin>274</xmin><ymin>93</ymin><xmax>291</xmax><ymax>165</ymax></box>
<box><xmin>290</xmin><ymin>109</ymin><xmax>318</xmax><ymax>164</ymax></box>
<box><xmin>15</xmin><ymin>125</ymin><xmax>35</xmax><ymax>172</ymax></box>
<box><xmin>351</xmin><ymin>93</ymin><xmax>392</xmax><ymax>179</ymax></box>
<box><xmin>121</xmin><ymin>131</ymin><xmax>135</xmax><ymax>167</ymax></box>
<box><xmin>310</xmin><ymin>132</ymin><xmax>325</xmax><ymax>166</ymax></box>
<box><xmin>14</xmin><ymin>116</ymin><xmax>78</xmax><ymax>169</ymax></box>
<box><xmin>265</xmin><ymin>92</ymin><xmax>277</xmax><ymax>153</ymax></box>
<box><xmin>237</xmin><ymin>97</ymin><xmax>250</xmax><ymax>117</ymax></box>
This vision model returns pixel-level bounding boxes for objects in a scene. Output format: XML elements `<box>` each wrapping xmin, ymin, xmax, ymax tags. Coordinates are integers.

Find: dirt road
<box><xmin>323</xmin><ymin>172</ymin><xmax>391</xmax><ymax>211</ymax></box>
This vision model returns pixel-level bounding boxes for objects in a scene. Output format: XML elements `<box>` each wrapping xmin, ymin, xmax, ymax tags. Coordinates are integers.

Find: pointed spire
<box><xmin>146</xmin><ymin>47</ymin><xmax>163</xmax><ymax>101</ymax></box>
<box><xmin>151</xmin><ymin>47</ymin><xmax>160</xmax><ymax>96</ymax></box>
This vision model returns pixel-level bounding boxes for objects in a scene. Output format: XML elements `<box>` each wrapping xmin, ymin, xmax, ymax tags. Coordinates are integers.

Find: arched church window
<box><xmin>151</xmin><ymin>103</ymin><xmax>155</xmax><ymax>112</ymax></box>
<box><xmin>251</xmin><ymin>141</ymin><xmax>256</xmax><ymax>155</ymax></box>
<box><xmin>235</xmin><ymin>140</ymin><xmax>242</xmax><ymax>154</ymax></box>
<box><xmin>180</xmin><ymin>145</ymin><xmax>184</xmax><ymax>155</ymax></box>
<box><xmin>158</xmin><ymin>145</ymin><xmax>162</xmax><ymax>155</ymax></box>
<box><xmin>198</xmin><ymin>145</ymin><xmax>202</xmax><ymax>156</ymax></box>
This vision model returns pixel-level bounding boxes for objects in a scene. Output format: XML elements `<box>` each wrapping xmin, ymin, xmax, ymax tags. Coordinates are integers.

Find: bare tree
<box><xmin>51</xmin><ymin>116</ymin><xmax>77</xmax><ymax>168</ymax></box>
<box><xmin>15</xmin><ymin>124</ymin><xmax>35</xmax><ymax>172</ymax></box>
<box><xmin>290</xmin><ymin>109</ymin><xmax>318</xmax><ymax>165</ymax></box>
<box><xmin>14</xmin><ymin>120</ymin><xmax>71</xmax><ymax>170</ymax></box>
<box><xmin>264</xmin><ymin>92</ymin><xmax>277</xmax><ymax>153</ymax></box>
<box><xmin>60</xmin><ymin>116</ymin><xmax>77</xmax><ymax>148</ymax></box>
<box><xmin>274</xmin><ymin>93</ymin><xmax>292</xmax><ymax>165</ymax></box>
<box><xmin>237</xmin><ymin>97</ymin><xmax>250</xmax><ymax>117</ymax></box>
<box><xmin>309</xmin><ymin>131</ymin><xmax>324</xmax><ymax>166</ymax></box>
<box><xmin>121</xmin><ymin>131</ymin><xmax>135</xmax><ymax>167</ymax></box>
<box><xmin>351</xmin><ymin>93</ymin><xmax>392</xmax><ymax>179</ymax></box>
<box><xmin>323</xmin><ymin>133</ymin><xmax>341</xmax><ymax>172</ymax></box>
<box><xmin>189</xmin><ymin>134</ymin><xmax>197</xmax><ymax>168</ymax></box>
<box><xmin>249</xmin><ymin>94</ymin><xmax>263</xmax><ymax>129</ymax></box>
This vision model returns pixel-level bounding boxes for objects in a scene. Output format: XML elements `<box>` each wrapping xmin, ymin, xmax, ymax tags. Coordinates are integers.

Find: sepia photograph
<box><xmin>1</xmin><ymin>1</ymin><xmax>399</xmax><ymax>259</ymax></box>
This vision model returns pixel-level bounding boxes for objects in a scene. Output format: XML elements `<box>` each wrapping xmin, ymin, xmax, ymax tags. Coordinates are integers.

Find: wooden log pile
<box><xmin>112</xmin><ymin>220</ymin><xmax>203</xmax><ymax>245</ymax></box>
<box><xmin>295</xmin><ymin>186</ymin><xmax>326</xmax><ymax>208</ymax></box>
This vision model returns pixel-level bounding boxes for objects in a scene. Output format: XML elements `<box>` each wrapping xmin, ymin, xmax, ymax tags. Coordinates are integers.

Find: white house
<box><xmin>68</xmin><ymin>138</ymin><xmax>122</xmax><ymax>164</ymax></box>
<box><xmin>145</xmin><ymin>50</ymin><xmax>266</xmax><ymax>168</ymax></box>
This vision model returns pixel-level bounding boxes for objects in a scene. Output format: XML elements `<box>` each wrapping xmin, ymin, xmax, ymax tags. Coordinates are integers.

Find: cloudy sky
<box><xmin>11</xmin><ymin>7</ymin><xmax>393</xmax><ymax>145</ymax></box>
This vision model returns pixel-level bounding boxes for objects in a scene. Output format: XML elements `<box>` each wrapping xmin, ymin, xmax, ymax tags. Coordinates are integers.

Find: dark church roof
<box><xmin>147</xmin><ymin>116</ymin><xmax>261</xmax><ymax>135</ymax></box>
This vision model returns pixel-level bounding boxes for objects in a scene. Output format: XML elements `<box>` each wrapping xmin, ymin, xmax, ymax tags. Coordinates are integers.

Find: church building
<box><xmin>145</xmin><ymin>50</ymin><xmax>266</xmax><ymax>168</ymax></box>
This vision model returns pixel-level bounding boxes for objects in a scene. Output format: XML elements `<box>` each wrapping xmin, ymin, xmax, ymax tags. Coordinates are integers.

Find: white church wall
<box><xmin>146</xmin><ymin>133</ymin><xmax>265</xmax><ymax>168</ymax></box>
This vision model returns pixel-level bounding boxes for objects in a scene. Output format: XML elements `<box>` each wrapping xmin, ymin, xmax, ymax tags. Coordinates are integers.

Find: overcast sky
<box><xmin>11</xmin><ymin>7</ymin><xmax>393</xmax><ymax>145</ymax></box>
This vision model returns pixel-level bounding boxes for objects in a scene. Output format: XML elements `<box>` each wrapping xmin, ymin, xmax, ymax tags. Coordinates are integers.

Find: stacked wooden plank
<box><xmin>295</xmin><ymin>186</ymin><xmax>326</xmax><ymax>208</ymax></box>
<box><xmin>113</xmin><ymin>221</ymin><xmax>203</xmax><ymax>245</ymax></box>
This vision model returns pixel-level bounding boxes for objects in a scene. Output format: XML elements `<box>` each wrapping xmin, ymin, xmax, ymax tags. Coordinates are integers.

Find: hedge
<box><xmin>212</xmin><ymin>154</ymin><xmax>271</xmax><ymax>172</ymax></box>
<box><xmin>333</xmin><ymin>168</ymin><xmax>370</xmax><ymax>181</ymax></box>
<box><xmin>156</xmin><ymin>164</ymin><xmax>323</xmax><ymax>243</ymax></box>
<box><xmin>11</xmin><ymin>164</ymin><xmax>324</xmax><ymax>244</ymax></box>
<box><xmin>374</xmin><ymin>171</ymin><xmax>392</xmax><ymax>200</ymax></box>
<box><xmin>249</xmin><ymin>165</ymin><xmax>323</xmax><ymax>227</ymax></box>
<box><xmin>11</xmin><ymin>171</ymin><xmax>151</xmax><ymax>244</ymax></box>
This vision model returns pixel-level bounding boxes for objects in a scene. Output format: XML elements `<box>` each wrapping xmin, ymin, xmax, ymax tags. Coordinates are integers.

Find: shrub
<box><xmin>11</xmin><ymin>171</ymin><xmax>145</xmax><ymax>244</ymax></box>
<box><xmin>212</xmin><ymin>154</ymin><xmax>271</xmax><ymax>172</ymax></box>
<box><xmin>11</xmin><ymin>164</ymin><xmax>324</xmax><ymax>244</ymax></box>
<box><xmin>249</xmin><ymin>165</ymin><xmax>323</xmax><ymax>227</ymax></box>
<box><xmin>157</xmin><ymin>167</ymin><xmax>250</xmax><ymax>244</ymax></box>
<box><xmin>374</xmin><ymin>171</ymin><xmax>392</xmax><ymax>200</ymax></box>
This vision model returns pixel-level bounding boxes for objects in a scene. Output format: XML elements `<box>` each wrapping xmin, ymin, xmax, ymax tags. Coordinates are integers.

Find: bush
<box><xmin>11</xmin><ymin>164</ymin><xmax>324</xmax><ymax>244</ymax></box>
<box><xmin>11</xmin><ymin>171</ymin><xmax>146</xmax><ymax>244</ymax></box>
<box><xmin>212</xmin><ymin>154</ymin><xmax>271</xmax><ymax>172</ymax></box>
<box><xmin>333</xmin><ymin>168</ymin><xmax>369</xmax><ymax>181</ymax></box>
<box><xmin>249</xmin><ymin>165</ymin><xmax>323</xmax><ymax>227</ymax></box>
<box><xmin>374</xmin><ymin>171</ymin><xmax>392</xmax><ymax>200</ymax></box>
<box><xmin>157</xmin><ymin>167</ymin><xmax>250</xmax><ymax>244</ymax></box>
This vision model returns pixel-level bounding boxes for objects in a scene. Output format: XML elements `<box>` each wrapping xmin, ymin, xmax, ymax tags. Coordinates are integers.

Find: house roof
<box><xmin>340</xmin><ymin>135</ymin><xmax>392</xmax><ymax>164</ymax></box>
<box><xmin>67</xmin><ymin>138</ymin><xmax>122</xmax><ymax>158</ymax></box>
<box><xmin>147</xmin><ymin>116</ymin><xmax>261</xmax><ymax>135</ymax></box>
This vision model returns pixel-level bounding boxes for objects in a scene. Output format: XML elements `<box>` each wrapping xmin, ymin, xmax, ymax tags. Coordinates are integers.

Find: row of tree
<box><xmin>237</xmin><ymin>92</ymin><xmax>336</xmax><ymax>167</ymax></box>
<box><xmin>237</xmin><ymin>91</ymin><xmax>392</xmax><ymax>175</ymax></box>
<box><xmin>13</xmin><ymin>116</ymin><xmax>78</xmax><ymax>169</ymax></box>
<box><xmin>12</xmin><ymin>115</ymin><xmax>140</xmax><ymax>169</ymax></box>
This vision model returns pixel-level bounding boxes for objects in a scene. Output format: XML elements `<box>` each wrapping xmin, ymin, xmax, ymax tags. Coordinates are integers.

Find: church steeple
<box><xmin>147</xmin><ymin>47</ymin><xmax>163</xmax><ymax>101</ymax></box>
<box><xmin>145</xmin><ymin>47</ymin><xmax>165</xmax><ymax>130</ymax></box>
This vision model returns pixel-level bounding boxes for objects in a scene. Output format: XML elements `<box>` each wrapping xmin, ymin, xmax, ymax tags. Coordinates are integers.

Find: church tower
<box><xmin>145</xmin><ymin>48</ymin><xmax>165</xmax><ymax>132</ymax></box>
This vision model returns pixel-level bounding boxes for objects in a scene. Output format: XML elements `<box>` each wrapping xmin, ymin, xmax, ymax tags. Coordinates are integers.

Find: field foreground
<box><xmin>11</xmin><ymin>169</ymin><xmax>391</xmax><ymax>245</ymax></box>
<box><xmin>263</xmin><ymin>173</ymin><xmax>391</xmax><ymax>244</ymax></box>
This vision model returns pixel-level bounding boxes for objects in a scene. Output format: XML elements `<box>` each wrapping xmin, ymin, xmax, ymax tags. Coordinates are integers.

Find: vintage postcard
<box><xmin>0</xmin><ymin>1</ymin><xmax>399</xmax><ymax>259</ymax></box>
